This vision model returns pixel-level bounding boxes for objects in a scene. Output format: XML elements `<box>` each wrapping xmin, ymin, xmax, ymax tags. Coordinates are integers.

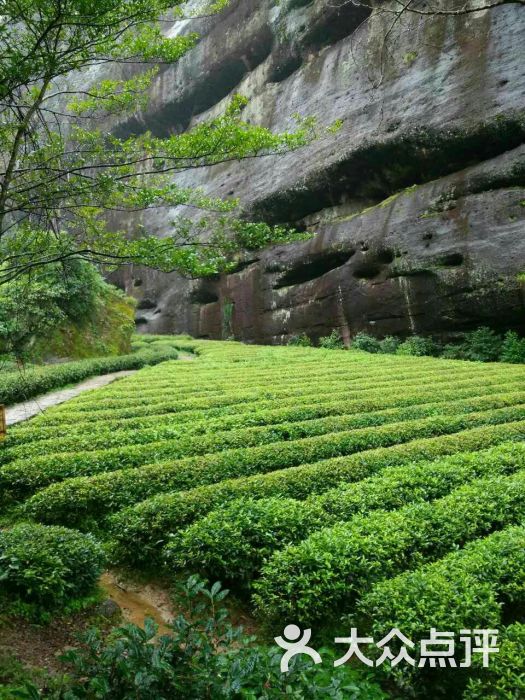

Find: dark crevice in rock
<box><xmin>268</xmin><ymin>2</ymin><xmax>370</xmax><ymax>83</ymax></box>
<box><xmin>304</xmin><ymin>3</ymin><xmax>370</xmax><ymax>51</ymax></box>
<box><xmin>388</xmin><ymin>270</ymin><xmax>438</xmax><ymax>280</ymax></box>
<box><xmin>438</xmin><ymin>252</ymin><xmax>464</xmax><ymax>267</ymax></box>
<box><xmin>227</xmin><ymin>258</ymin><xmax>260</xmax><ymax>274</ymax></box>
<box><xmin>251</xmin><ymin>116</ymin><xmax>525</xmax><ymax>225</ymax></box>
<box><xmin>114</xmin><ymin>12</ymin><xmax>273</xmax><ymax>137</ymax></box>
<box><xmin>272</xmin><ymin>250</ymin><xmax>353</xmax><ymax>288</ymax></box>
<box><xmin>191</xmin><ymin>291</ymin><xmax>219</xmax><ymax>305</ymax></box>
<box><xmin>375</xmin><ymin>249</ymin><xmax>395</xmax><ymax>264</ymax></box>
<box><xmin>353</xmin><ymin>262</ymin><xmax>384</xmax><ymax>280</ymax></box>
<box><xmin>269</xmin><ymin>53</ymin><xmax>303</xmax><ymax>83</ymax></box>
<box><xmin>136</xmin><ymin>298</ymin><xmax>157</xmax><ymax>310</ymax></box>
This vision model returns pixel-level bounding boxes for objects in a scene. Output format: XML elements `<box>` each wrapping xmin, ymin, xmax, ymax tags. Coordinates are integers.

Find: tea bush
<box><xmin>351</xmin><ymin>332</ymin><xmax>381</xmax><ymax>353</ymax></box>
<box><xmin>0</xmin><ymin>523</ymin><xmax>105</xmax><ymax>619</ymax></box>
<box><xmin>319</xmin><ymin>330</ymin><xmax>345</xmax><ymax>349</ymax></box>
<box><xmin>252</xmin><ymin>471</ymin><xmax>525</xmax><ymax>624</ymax></box>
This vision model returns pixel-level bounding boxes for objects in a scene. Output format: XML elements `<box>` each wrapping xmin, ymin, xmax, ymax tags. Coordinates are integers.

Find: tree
<box><xmin>0</xmin><ymin>0</ymin><xmax>317</xmax><ymax>284</ymax></box>
<box><xmin>345</xmin><ymin>0</ymin><xmax>524</xmax><ymax>17</ymax></box>
<box><xmin>0</xmin><ymin>249</ymin><xmax>134</xmax><ymax>359</ymax></box>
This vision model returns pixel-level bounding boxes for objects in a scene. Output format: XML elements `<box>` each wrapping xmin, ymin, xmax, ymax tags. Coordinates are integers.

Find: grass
<box><xmin>2</xmin><ymin>336</ymin><xmax>525</xmax><ymax>696</ymax></box>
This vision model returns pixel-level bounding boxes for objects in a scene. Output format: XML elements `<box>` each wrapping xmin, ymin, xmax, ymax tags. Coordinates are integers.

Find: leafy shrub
<box><xmin>23</xmin><ymin>406</ymin><xmax>525</xmax><ymax>527</ymax></box>
<box><xmin>0</xmin><ymin>343</ymin><xmax>180</xmax><ymax>406</ymax></box>
<box><xmin>8</xmin><ymin>389</ymin><xmax>519</xmax><ymax>494</ymax></box>
<box><xmin>22</xmin><ymin>355</ymin><xmax>521</xmax><ymax>430</ymax></box>
<box><xmin>462</xmin><ymin>326</ymin><xmax>503</xmax><ymax>362</ymax></box>
<box><xmin>359</xmin><ymin>524</ymin><xmax>525</xmax><ymax>678</ymax></box>
<box><xmin>161</xmin><ymin>442</ymin><xmax>525</xmax><ymax>588</ymax></box>
<box><xmin>0</xmin><ymin>259</ymin><xmax>135</xmax><ymax>362</ymax></box>
<box><xmin>378</xmin><ymin>335</ymin><xmax>400</xmax><ymax>354</ymax></box>
<box><xmin>0</xmin><ymin>523</ymin><xmax>105</xmax><ymax>619</ymax></box>
<box><xmin>108</xmin><ymin>418</ymin><xmax>525</xmax><ymax>568</ymax></box>
<box><xmin>287</xmin><ymin>333</ymin><xmax>312</xmax><ymax>347</ymax></box>
<box><xmin>500</xmin><ymin>330</ymin><xmax>525</xmax><ymax>364</ymax></box>
<box><xmin>44</xmin><ymin>577</ymin><xmax>385</xmax><ymax>700</ymax></box>
<box><xmin>397</xmin><ymin>335</ymin><xmax>437</xmax><ymax>356</ymax></box>
<box><xmin>166</xmin><ymin>497</ymin><xmax>328</xmax><ymax>587</ymax></box>
<box><xmin>464</xmin><ymin>622</ymin><xmax>525</xmax><ymax>699</ymax></box>
<box><xmin>318</xmin><ymin>330</ymin><xmax>345</xmax><ymax>349</ymax></box>
<box><xmin>351</xmin><ymin>332</ymin><xmax>381</xmax><ymax>353</ymax></box>
<box><xmin>440</xmin><ymin>342</ymin><xmax>468</xmax><ymax>360</ymax></box>
<box><xmin>252</xmin><ymin>471</ymin><xmax>525</xmax><ymax>624</ymax></box>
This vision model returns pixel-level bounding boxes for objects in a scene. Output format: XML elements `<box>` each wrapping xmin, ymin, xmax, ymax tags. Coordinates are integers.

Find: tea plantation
<box><xmin>2</xmin><ymin>337</ymin><xmax>525</xmax><ymax>697</ymax></box>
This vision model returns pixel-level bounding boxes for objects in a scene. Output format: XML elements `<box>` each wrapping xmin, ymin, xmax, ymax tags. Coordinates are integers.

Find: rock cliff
<box><xmin>112</xmin><ymin>0</ymin><xmax>525</xmax><ymax>343</ymax></box>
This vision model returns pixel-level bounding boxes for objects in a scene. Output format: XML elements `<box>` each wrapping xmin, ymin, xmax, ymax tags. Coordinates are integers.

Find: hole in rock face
<box><xmin>133</xmin><ymin>278</ymin><xmax>143</xmax><ymax>287</ymax></box>
<box><xmin>273</xmin><ymin>250</ymin><xmax>354</xmax><ymax>288</ymax></box>
<box><xmin>375</xmin><ymin>249</ymin><xmax>395</xmax><ymax>264</ymax></box>
<box><xmin>190</xmin><ymin>288</ymin><xmax>219</xmax><ymax>305</ymax></box>
<box><xmin>439</xmin><ymin>252</ymin><xmax>464</xmax><ymax>267</ymax></box>
<box><xmin>227</xmin><ymin>258</ymin><xmax>260</xmax><ymax>275</ymax></box>
<box><xmin>137</xmin><ymin>298</ymin><xmax>156</xmax><ymax>310</ymax></box>
<box><xmin>353</xmin><ymin>262</ymin><xmax>383</xmax><ymax>280</ymax></box>
<box><xmin>269</xmin><ymin>53</ymin><xmax>303</xmax><ymax>83</ymax></box>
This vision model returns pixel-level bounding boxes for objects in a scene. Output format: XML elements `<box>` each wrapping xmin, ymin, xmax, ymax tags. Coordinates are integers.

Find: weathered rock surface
<box><xmin>113</xmin><ymin>0</ymin><xmax>525</xmax><ymax>342</ymax></box>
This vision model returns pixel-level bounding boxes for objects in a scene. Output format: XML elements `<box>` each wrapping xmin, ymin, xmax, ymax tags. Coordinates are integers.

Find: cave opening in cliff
<box><xmin>273</xmin><ymin>250</ymin><xmax>354</xmax><ymax>288</ymax></box>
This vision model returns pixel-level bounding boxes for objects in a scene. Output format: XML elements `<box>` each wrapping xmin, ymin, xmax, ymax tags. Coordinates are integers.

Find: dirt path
<box><xmin>100</xmin><ymin>572</ymin><xmax>174</xmax><ymax>635</ymax></box>
<box><xmin>5</xmin><ymin>370</ymin><xmax>136</xmax><ymax>426</ymax></box>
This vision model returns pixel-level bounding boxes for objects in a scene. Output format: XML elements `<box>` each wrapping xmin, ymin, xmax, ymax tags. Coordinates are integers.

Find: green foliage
<box><xmin>359</xmin><ymin>524</ymin><xmax>525</xmax><ymax>693</ymax></box>
<box><xmin>160</xmin><ymin>441</ymin><xmax>525</xmax><ymax>589</ymax></box>
<box><xmin>0</xmin><ymin>339</ymin><xmax>181</xmax><ymax>406</ymax></box>
<box><xmin>351</xmin><ymin>332</ymin><xmax>381</xmax><ymax>353</ymax></box>
<box><xmin>287</xmin><ymin>333</ymin><xmax>312</xmax><ymax>346</ymax></box>
<box><xmin>378</xmin><ymin>335</ymin><xmax>400</xmax><ymax>354</ymax></box>
<box><xmin>107</xmin><ymin>418</ymin><xmax>525</xmax><ymax>568</ymax></box>
<box><xmin>500</xmin><ymin>330</ymin><xmax>525</xmax><ymax>364</ymax></box>
<box><xmin>35</xmin><ymin>577</ymin><xmax>383</xmax><ymax>700</ymax></box>
<box><xmin>166</xmin><ymin>497</ymin><xmax>328</xmax><ymax>587</ymax></box>
<box><xmin>252</xmin><ymin>471</ymin><xmax>525</xmax><ymax>625</ymax></box>
<box><xmin>0</xmin><ymin>256</ymin><xmax>135</xmax><ymax>362</ymax></box>
<box><xmin>464</xmin><ymin>622</ymin><xmax>525</xmax><ymax>700</ymax></box>
<box><xmin>21</xmin><ymin>404</ymin><xmax>525</xmax><ymax>526</ymax></box>
<box><xmin>0</xmin><ymin>523</ymin><xmax>105</xmax><ymax>620</ymax></box>
<box><xmin>0</xmin><ymin>0</ymin><xmax>318</xmax><ymax>282</ymax></box>
<box><xmin>462</xmin><ymin>326</ymin><xmax>504</xmax><ymax>362</ymax></box>
<box><xmin>397</xmin><ymin>335</ymin><xmax>437</xmax><ymax>357</ymax></box>
<box><xmin>3</xmin><ymin>339</ymin><xmax>525</xmax><ymax>699</ymax></box>
<box><xmin>344</xmin><ymin>328</ymin><xmax>525</xmax><ymax>363</ymax></box>
<box><xmin>318</xmin><ymin>330</ymin><xmax>345</xmax><ymax>349</ymax></box>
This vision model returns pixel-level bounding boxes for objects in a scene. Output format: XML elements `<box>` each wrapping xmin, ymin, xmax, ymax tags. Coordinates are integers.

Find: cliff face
<box><xmin>113</xmin><ymin>0</ymin><xmax>525</xmax><ymax>343</ymax></box>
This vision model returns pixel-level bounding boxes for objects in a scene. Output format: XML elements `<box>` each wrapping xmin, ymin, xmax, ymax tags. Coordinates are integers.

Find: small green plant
<box><xmin>440</xmin><ymin>343</ymin><xmax>468</xmax><ymax>360</ymax></box>
<box><xmin>397</xmin><ymin>336</ymin><xmax>437</xmax><ymax>357</ymax></box>
<box><xmin>500</xmin><ymin>330</ymin><xmax>525</xmax><ymax>363</ymax></box>
<box><xmin>0</xmin><ymin>523</ymin><xmax>105</xmax><ymax>621</ymax></box>
<box><xmin>378</xmin><ymin>336</ymin><xmax>400</xmax><ymax>354</ymax></box>
<box><xmin>319</xmin><ymin>330</ymin><xmax>345</xmax><ymax>350</ymax></box>
<box><xmin>36</xmin><ymin>577</ymin><xmax>384</xmax><ymax>699</ymax></box>
<box><xmin>287</xmin><ymin>333</ymin><xmax>312</xmax><ymax>347</ymax></box>
<box><xmin>464</xmin><ymin>622</ymin><xmax>525</xmax><ymax>699</ymax></box>
<box><xmin>351</xmin><ymin>332</ymin><xmax>381</xmax><ymax>353</ymax></box>
<box><xmin>462</xmin><ymin>327</ymin><xmax>503</xmax><ymax>362</ymax></box>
